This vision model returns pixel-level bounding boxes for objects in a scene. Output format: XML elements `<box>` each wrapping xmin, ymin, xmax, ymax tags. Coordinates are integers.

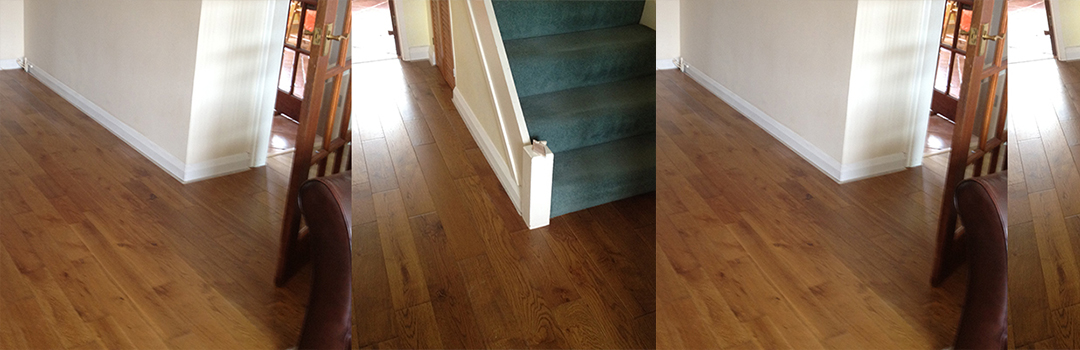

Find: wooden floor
<box><xmin>654</xmin><ymin>69</ymin><xmax>969</xmax><ymax>349</ymax></box>
<box><xmin>0</xmin><ymin>69</ymin><xmax>310</xmax><ymax>348</ymax></box>
<box><xmin>1008</xmin><ymin>58</ymin><xmax>1080</xmax><ymax>349</ymax></box>
<box><xmin>350</xmin><ymin>59</ymin><xmax>655</xmax><ymax>349</ymax></box>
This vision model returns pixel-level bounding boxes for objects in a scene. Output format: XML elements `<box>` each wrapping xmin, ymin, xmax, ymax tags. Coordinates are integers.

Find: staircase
<box><xmin>493</xmin><ymin>0</ymin><xmax>656</xmax><ymax>218</ymax></box>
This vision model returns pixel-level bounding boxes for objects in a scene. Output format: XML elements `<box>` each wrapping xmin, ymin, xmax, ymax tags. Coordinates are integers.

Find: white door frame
<box><xmin>907</xmin><ymin>0</ymin><xmax>948</xmax><ymax>168</ymax></box>
<box><xmin>1047</xmin><ymin>0</ymin><xmax>1072</xmax><ymax>61</ymax></box>
<box><xmin>251</xmin><ymin>0</ymin><xmax>294</xmax><ymax>167</ymax></box>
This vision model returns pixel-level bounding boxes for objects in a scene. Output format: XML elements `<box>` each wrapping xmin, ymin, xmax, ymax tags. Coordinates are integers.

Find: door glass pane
<box><xmin>958</xmin><ymin>8</ymin><xmax>972</xmax><ymax>51</ymax></box>
<box><xmin>328</xmin><ymin>0</ymin><xmax>349</xmax><ymax>68</ymax></box>
<box><xmin>313</xmin><ymin>75</ymin><xmax>338</xmax><ymax>150</ymax></box>
<box><xmin>983</xmin><ymin>0</ymin><xmax>1004</xmax><ymax>67</ymax></box>
<box><xmin>293</xmin><ymin>53</ymin><xmax>310</xmax><ymax>98</ymax></box>
<box><xmin>985</xmin><ymin>71</ymin><xmax>1007</xmax><ymax>141</ymax></box>
<box><xmin>331</xmin><ymin>71</ymin><xmax>351</xmax><ymax>138</ymax></box>
<box><xmin>941</xmin><ymin>2</ymin><xmax>958</xmax><ymax>46</ymax></box>
<box><xmin>301</xmin><ymin>7</ymin><xmax>318</xmax><ymax>52</ymax></box>
<box><xmin>286</xmin><ymin>1</ymin><xmax>302</xmax><ymax>47</ymax></box>
<box><xmin>935</xmin><ymin>48</ymin><xmax>950</xmax><ymax>92</ymax></box>
<box><xmin>279</xmin><ymin>48</ymin><xmax>297</xmax><ymax>92</ymax></box>
<box><xmin>950</xmin><ymin>54</ymin><xmax>966</xmax><ymax>98</ymax></box>
<box><xmin>320</xmin><ymin>76</ymin><xmax>338</xmax><ymax>123</ymax></box>
<box><xmin>972</xmin><ymin>76</ymin><xmax>993</xmax><ymax>141</ymax></box>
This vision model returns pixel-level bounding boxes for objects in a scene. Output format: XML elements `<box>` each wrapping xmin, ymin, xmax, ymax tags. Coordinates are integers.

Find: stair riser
<box><xmin>493</xmin><ymin>0</ymin><xmax>646</xmax><ymax>40</ymax></box>
<box><xmin>526</xmin><ymin>104</ymin><xmax>655</xmax><ymax>153</ymax></box>
<box><xmin>549</xmin><ymin>135</ymin><xmax>655</xmax><ymax>217</ymax></box>
<box><xmin>508</xmin><ymin>45</ymin><xmax>654</xmax><ymax>98</ymax></box>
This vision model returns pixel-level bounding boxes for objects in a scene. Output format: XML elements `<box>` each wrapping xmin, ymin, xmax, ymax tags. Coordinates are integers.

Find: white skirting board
<box><xmin>839</xmin><ymin>153</ymin><xmax>907</xmax><ymax>183</ymax></box>
<box><xmin>683</xmin><ymin>64</ymin><xmax>906</xmax><ymax>183</ymax></box>
<box><xmin>1062</xmin><ymin>46</ymin><xmax>1080</xmax><ymax>62</ymax></box>
<box><xmin>0</xmin><ymin>58</ymin><xmax>21</xmax><ymax>70</ymax></box>
<box><xmin>451</xmin><ymin>88</ymin><xmax>523</xmax><ymax>210</ymax></box>
<box><xmin>27</xmin><ymin>63</ymin><xmax>251</xmax><ymax>183</ymax></box>
<box><xmin>656</xmin><ymin>58</ymin><xmax>678</xmax><ymax>70</ymax></box>
<box><xmin>405</xmin><ymin>45</ymin><xmax>431</xmax><ymax>62</ymax></box>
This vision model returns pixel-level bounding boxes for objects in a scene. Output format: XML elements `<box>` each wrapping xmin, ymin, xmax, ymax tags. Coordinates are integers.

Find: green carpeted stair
<box><xmin>493</xmin><ymin>0</ymin><xmax>656</xmax><ymax>218</ymax></box>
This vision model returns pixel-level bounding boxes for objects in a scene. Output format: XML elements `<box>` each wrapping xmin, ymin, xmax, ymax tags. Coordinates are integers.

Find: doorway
<box><xmin>930</xmin><ymin>0</ymin><xmax>972</xmax><ymax>123</ymax></box>
<box><xmin>921</xmin><ymin>0</ymin><xmax>972</xmax><ymax>173</ymax></box>
<box><xmin>354</xmin><ymin>0</ymin><xmax>400</xmax><ymax>63</ymax></box>
<box><xmin>270</xmin><ymin>0</ymin><xmax>320</xmax><ymax>158</ymax></box>
<box><xmin>1009</xmin><ymin>0</ymin><xmax>1055</xmax><ymax>63</ymax></box>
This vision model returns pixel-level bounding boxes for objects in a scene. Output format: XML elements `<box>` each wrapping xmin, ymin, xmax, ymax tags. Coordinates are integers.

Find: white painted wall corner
<box><xmin>684</xmin><ymin>64</ymin><xmax>905</xmax><ymax>184</ymax></box>
<box><xmin>684</xmin><ymin>64</ymin><xmax>843</xmax><ymax>182</ymax></box>
<box><xmin>28</xmin><ymin>62</ymin><xmax>250</xmax><ymax>184</ymax></box>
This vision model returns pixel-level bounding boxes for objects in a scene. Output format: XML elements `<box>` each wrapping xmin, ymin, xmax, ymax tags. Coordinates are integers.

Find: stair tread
<box><xmin>504</xmin><ymin>25</ymin><xmax>655</xmax><ymax>97</ymax></box>
<box><xmin>521</xmin><ymin>76</ymin><xmax>655</xmax><ymax>153</ymax></box>
<box><xmin>551</xmin><ymin>134</ymin><xmax>655</xmax><ymax>217</ymax></box>
<box><xmin>492</xmin><ymin>0</ymin><xmax>645</xmax><ymax>40</ymax></box>
<box><xmin>504</xmin><ymin>24</ymin><xmax>654</xmax><ymax>58</ymax></box>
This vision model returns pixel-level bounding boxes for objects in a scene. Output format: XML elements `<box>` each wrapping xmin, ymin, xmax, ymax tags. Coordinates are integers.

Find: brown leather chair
<box><xmin>952</xmin><ymin>171</ymin><xmax>1007</xmax><ymax>350</ymax></box>
<box><xmin>296</xmin><ymin>172</ymin><xmax>352</xmax><ymax>349</ymax></box>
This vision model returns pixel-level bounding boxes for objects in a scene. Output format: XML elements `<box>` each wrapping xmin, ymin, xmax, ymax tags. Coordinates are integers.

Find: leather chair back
<box><xmin>297</xmin><ymin>172</ymin><xmax>352</xmax><ymax>349</ymax></box>
<box><xmin>953</xmin><ymin>171</ymin><xmax>1007</xmax><ymax>350</ymax></box>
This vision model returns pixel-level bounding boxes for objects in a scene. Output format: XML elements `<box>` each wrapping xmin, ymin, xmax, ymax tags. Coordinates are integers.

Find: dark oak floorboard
<box><xmin>655</xmin><ymin>69</ymin><xmax>967</xmax><ymax>349</ymax></box>
<box><xmin>350</xmin><ymin>59</ymin><xmax>655</xmax><ymax>349</ymax></box>
<box><xmin>0</xmin><ymin>69</ymin><xmax>309</xmax><ymax>349</ymax></box>
<box><xmin>1009</xmin><ymin>58</ymin><xmax>1080</xmax><ymax>349</ymax></box>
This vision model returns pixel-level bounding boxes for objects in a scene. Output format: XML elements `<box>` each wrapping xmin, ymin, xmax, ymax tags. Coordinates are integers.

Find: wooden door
<box><xmin>931</xmin><ymin>0</ymin><xmax>975</xmax><ymax>122</ymax></box>
<box><xmin>275</xmin><ymin>0</ymin><xmax>353</xmax><ymax>286</ymax></box>
<box><xmin>431</xmin><ymin>0</ymin><xmax>454</xmax><ymax>87</ymax></box>
<box><xmin>1045</xmin><ymin>0</ymin><xmax>1058</xmax><ymax>58</ymax></box>
<box><xmin>390</xmin><ymin>0</ymin><xmax>402</xmax><ymax>58</ymax></box>
<box><xmin>931</xmin><ymin>0</ymin><xmax>1008</xmax><ymax>286</ymax></box>
<box><xmin>277</xmin><ymin>0</ymin><xmax>320</xmax><ymax>120</ymax></box>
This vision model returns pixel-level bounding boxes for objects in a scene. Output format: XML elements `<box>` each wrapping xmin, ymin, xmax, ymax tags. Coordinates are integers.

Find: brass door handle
<box><xmin>326</xmin><ymin>33</ymin><xmax>349</xmax><ymax>42</ymax></box>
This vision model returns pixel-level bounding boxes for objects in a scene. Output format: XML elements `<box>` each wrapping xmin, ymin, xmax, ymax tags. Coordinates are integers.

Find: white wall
<box><xmin>23</xmin><ymin>0</ymin><xmax>285</xmax><ymax>182</ymax></box>
<box><xmin>188</xmin><ymin>0</ymin><xmax>281</xmax><ymax>173</ymax></box>
<box><xmin>24</xmin><ymin>0</ymin><xmax>202</xmax><ymax>165</ymax></box>
<box><xmin>680</xmin><ymin>0</ymin><xmax>936</xmax><ymax>182</ymax></box>
<box><xmin>451</xmin><ymin>0</ymin><xmax>509</xmax><ymax>169</ymax></box>
<box><xmin>681</xmin><ymin>0</ymin><xmax>857</xmax><ymax>163</ymax></box>
<box><xmin>843</xmin><ymin>1</ymin><xmax>933</xmax><ymax>167</ymax></box>
<box><xmin>1051</xmin><ymin>0</ymin><xmax>1080</xmax><ymax>59</ymax></box>
<box><xmin>654</xmin><ymin>0</ymin><xmax>680</xmax><ymax>65</ymax></box>
<box><xmin>396</xmin><ymin>0</ymin><xmax>433</xmax><ymax>61</ymax></box>
<box><xmin>0</xmin><ymin>0</ymin><xmax>24</xmax><ymax>65</ymax></box>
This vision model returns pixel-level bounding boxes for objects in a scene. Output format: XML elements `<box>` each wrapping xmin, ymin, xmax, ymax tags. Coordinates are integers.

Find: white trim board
<box><xmin>452</xmin><ymin>88</ymin><xmax>522</xmax><ymax>210</ymax></box>
<box><xmin>1062</xmin><ymin>46</ymin><xmax>1080</xmax><ymax>62</ymax></box>
<box><xmin>27</xmin><ymin>63</ymin><xmax>251</xmax><ymax>184</ymax></box>
<box><xmin>656</xmin><ymin>58</ymin><xmax>677</xmax><ymax>70</ymax></box>
<box><xmin>683</xmin><ymin>64</ymin><xmax>905</xmax><ymax>183</ymax></box>
<box><xmin>184</xmin><ymin>153</ymin><xmax>252</xmax><ymax>183</ymax></box>
<box><xmin>405</xmin><ymin>45</ymin><xmax>431</xmax><ymax>62</ymax></box>
<box><xmin>0</xmin><ymin>59</ymin><xmax>21</xmax><ymax>70</ymax></box>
